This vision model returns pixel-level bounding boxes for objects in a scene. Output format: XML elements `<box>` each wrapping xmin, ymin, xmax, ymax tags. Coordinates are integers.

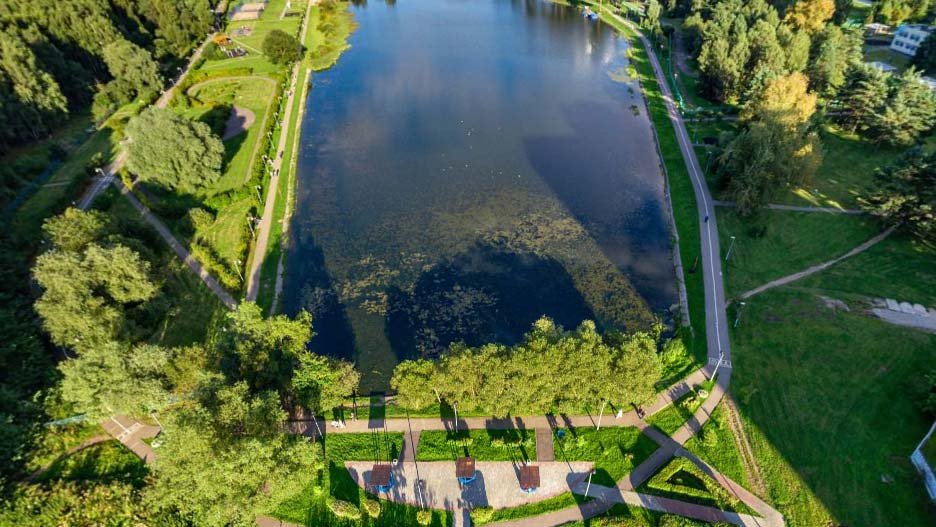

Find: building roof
<box><xmin>456</xmin><ymin>457</ymin><xmax>476</xmax><ymax>478</ymax></box>
<box><xmin>896</xmin><ymin>24</ymin><xmax>933</xmax><ymax>33</ymax></box>
<box><xmin>519</xmin><ymin>465</ymin><xmax>540</xmax><ymax>490</ymax></box>
<box><xmin>370</xmin><ymin>464</ymin><xmax>392</xmax><ymax>487</ymax></box>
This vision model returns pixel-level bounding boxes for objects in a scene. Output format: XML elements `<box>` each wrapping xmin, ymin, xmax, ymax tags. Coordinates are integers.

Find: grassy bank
<box><xmin>554</xmin><ymin>426</ymin><xmax>659</xmax><ymax>487</ymax></box>
<box><xmin>416</xmin><ymin>429</ymin><xmax>535</xmax><ymax>462</ymax></box>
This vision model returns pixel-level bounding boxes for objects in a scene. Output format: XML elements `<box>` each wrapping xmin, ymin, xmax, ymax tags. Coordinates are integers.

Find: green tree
<box><xmin>145</xmin><ymin>382</ymin><xmax>312</xmax><ymax>527</ymax></box>
<box><xmin>0</xmin><ymin>481</ymin><xmax>141</xmax><ymax>527</ymax></box>
<box><xmin>291</xmin><ymin>352</ymin><xmax>360</xmax><ymax>413</ymax></box>
<box><xmin>871</xmin><ymin>68</ymin><xmax>936</xmax><ymax>147</ymax></box>
<box><xmin>33</xmin><ymin>240</ymin><xmax>157</xmax><ymax>349</ymax></box>
<box><xmin>863</xmin><ymin>147</ymin><xmax>936</xmax><ymax>242</ymax></box>
<box><xmin>262</xmin><ymin>29</ymin><xmax>303</xmax><ymax>65</ymax></box>
<box><xmin>0</xmin><ymin>28</ymin><xmax>69</xmax><ymax>143</ymax></box>
<box><xmin>58</xmin><ymin>342</ymin><xmax>172</xmax><ymax>420</ymax></box>
<box><xmin>835</xmin><ymin>63</ymin><xmax>890</xmax><ymax>133</ymax></box>
<box><xmin>645</xmin><ymin>0</ymin><xmax>663</xmax><ymax>30</ymax></box>
<box><xmin>102</xmin><ymin>39</ymin><xmax>162</xmax><ymax>99</ymax></box>
<box><xmin>912</xmin><ymin>32</ymin><xmax>936</xmax><ymax>74</ymax></box>
<box><xmin>214</xmin><ymin>303</ymin><xmax>312</xmax><ymax>394</ymax></box>
<box><xmin>720</xmin><ymin>73</ymin><xmax>823</xmax><ymax>214</ymax></box>
<box><xmin>808</xmin><ymin>25</ymin><xmax>863</xmax><ymax>97</ymax></box>
<box><xmin>125</xmin><ymin>107</ymin><xmax>223</xmax><ymax>193</ymax></box>
<box><xmin>389</xmin><ymin>359</ymin><xmax>440</xmax><ymax>410</ymax></box>
<box><xmin>41</xmin><ymin>207</ymin><xmax>108</xmax><ymax>252</ymax></box>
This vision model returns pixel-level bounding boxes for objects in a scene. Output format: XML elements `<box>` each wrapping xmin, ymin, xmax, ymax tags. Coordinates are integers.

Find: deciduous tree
<box><xmin>863</xmin><ymin>147</ymin><xmax>936</xmax><ymax>242</ymax></box>
<box><xmin>125</xmin><ymin>107</ymin><xmax>223</xmax><ymax>193</ymax></box>
<box><xmin>262</xmin><ymin>29</ymin><xmax>303</xmax><ymax>65</ymax></box>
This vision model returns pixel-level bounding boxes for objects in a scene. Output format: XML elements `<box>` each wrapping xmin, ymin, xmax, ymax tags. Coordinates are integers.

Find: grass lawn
<box><xmin>795</xmin><ymin>233</ymin><xmax>936</xmax><ymax>307</ymax></box>
<box><xmin>774</xmin><ymin>127</ymin><xmax>907</xmax><ymax>209</ymax></box>
<box><xmin>188</xmin><ymin>77</ymin><xmax>277</xmax><ymax>193</ymax></box>
<box><xmin>863</xmin><ymin>45</ymin><xmax>911</xmax><ymax>72</ymax></box>
<box><xmin>716</xmin><ymin>209</ymin><xmax>880</xmax><ymax>297</ymax></box>
<box><xmin>475</xmin><ymin>492</ymin><xmax>591</xmax><ymax>525</ymax></box>
<box><xmin>553</xmin><ymin>426</ymin><xmax>659</xmax><ymax>487</ymax></box>
<box><xmin>33</xmin><ymin>441</ymin><xmax>148</xmax><ymax>487</ymax></box>
<box><xmin>646</xmin><ymin>385</ymin><xmax>710</xmax><ymax>436</ymax></box>
<box><xmin>730</xmin><ymin>287</ymin><xmax>936</xmax><ymax>527</ymax></box>
<box><xmin>417</xmin><ymin>429</ymin><xmax>535</xmax><ymax>462</ymax></box>
<box><xmin>682</xmin><ymin>403</ymin><xmax>748</xmax><ymax>489</ymax></box>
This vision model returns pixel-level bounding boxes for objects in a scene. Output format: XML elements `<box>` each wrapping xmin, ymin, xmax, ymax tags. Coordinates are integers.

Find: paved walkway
<box><xmin>346</xmin><ymin>461</ymin><xmax>594</xmax><ymax>513</ymax></box>
<box><xmin>100</xmin><ymin>415</ymin><xmax>160</xmax><ymax>465</ymax></box>
<box><xmin>739</xmin><ymin>225</ymin><xmax>896</xmax><ymax>300</ymax></box>
<box><xmin>714</xmin><ymin>200</ymin><xmax>865</xmax><ymax>215</ymax></box>
<box><xmin>286</xmin><ymin>369</ymin><xmax>708</xmax><ymax>438</ymax></box>
<box><xmin>114</xmin><ymin>179</ymin><xmax>237</xmax><ymax>309</ymax></box>
<box><xmin>535</xmin><ymin>428</ymin><xmax>554</xmax><ymax>462</ymax></box>
<box><xmin>245</xmin><ymin>0</ymin><xmax>314</xmax><ymax>302</ymax></box>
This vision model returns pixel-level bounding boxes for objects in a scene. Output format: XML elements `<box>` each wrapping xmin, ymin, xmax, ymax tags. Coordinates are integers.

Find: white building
<box><xmin>891</xmin><ymin>24</ymin><xmax>932</xmax><ymax>56</ymax></box>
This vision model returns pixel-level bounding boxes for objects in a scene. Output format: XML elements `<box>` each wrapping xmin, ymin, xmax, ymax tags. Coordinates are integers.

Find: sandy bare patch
<box><xmin>223</xmin><ymin>106</ymin><xmax>255</xmax><ymax>140</ymax></box>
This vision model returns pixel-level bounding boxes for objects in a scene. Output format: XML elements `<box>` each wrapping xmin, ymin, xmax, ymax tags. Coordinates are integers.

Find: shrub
<box><xmin>416</xmin><ymin>509</ymin><xmax>433</xmax><ymax>526</ymax></box>
<box><xmin>327</xmin><ymin>498</ymin><xmax>362</xmax><ymax>520</ymax></box>
<box><xmin>362</xmin><ymin>497</ymin><xmax>381</xmax><ymax>518</ymax></box>
<box><xmin>470</xmin><ymin>506</ymin><xmax>494</xmax><ymax>523</ymax></box>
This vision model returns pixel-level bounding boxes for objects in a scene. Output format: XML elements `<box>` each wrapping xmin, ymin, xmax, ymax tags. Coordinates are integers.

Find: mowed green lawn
<box><xmin>417</xmin><ymin>429</ymin><xmax>535</xmax><ymax>462</ymax></box>
<box><xmin>187</xmin><ymin>77</ymin><xmax>276</xmax><ymax>193</ymax></box>
<box><xmin>717</xmin><ymin>209</ymin><xmax>881</xmax><ymax>297</ymax></box>
<box><xmin>553</xmin><ymin>426</ymin><xmax>658</xmax><ymax>487</ymax></box>
<box><xmin>730</xmin><ymin>288</ymin><xmax>936</xmax><ymax>527</ymax></box>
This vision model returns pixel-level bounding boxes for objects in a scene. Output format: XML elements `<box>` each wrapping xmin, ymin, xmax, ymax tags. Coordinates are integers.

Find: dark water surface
<box><xmin>284</xmin><ymin>0</ymin><xmax>677</xmax><ymax>390</ymax></box>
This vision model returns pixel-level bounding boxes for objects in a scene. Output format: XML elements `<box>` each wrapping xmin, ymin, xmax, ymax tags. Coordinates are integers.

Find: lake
<box><xmin>283</xmin><ymin>0</ymin><xmax>678</xmax><ymax>391</ymax></box>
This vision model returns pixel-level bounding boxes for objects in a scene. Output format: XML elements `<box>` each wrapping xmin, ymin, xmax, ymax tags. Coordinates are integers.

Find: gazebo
<box><xmin>519</xmin><ymin>465</ymin><xmax>540</xmax><ymax>493</ymax></box>
<box><xmin>370</xmin><ymin>464</ymin><xmax>394</xmax><ymax>493</ymax></box>
<box><xmin>456</xmin><ymin>456</ymin><xmax>476</xmax><ymax>485</ymax></box>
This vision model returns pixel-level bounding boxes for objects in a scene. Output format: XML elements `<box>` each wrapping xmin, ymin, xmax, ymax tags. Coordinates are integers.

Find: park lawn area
<box><xmin>266</xmin><ymin>432</ymin><xmax>452</xmax><ymax>527</ymax></box>
<box><xmin>646</xmin><ymin>387</ymin><xmax>710</xmax><ymax>436</ymax></box>
<box><xmin>795</xmin><ymin>233</ymin><xmax>936</xmax><ymax>307</ymax></box>
<box><xmin>682</xmin><ymin>404</ymin><xmax>749</xmax><ymax>490</ymax></box>
<box><xmin>730</xmin><ymin>287</ymin><xmax>936</xmax><ymax>527</ymax></box>
<box><xmin>306</xmin><ymin>1</ymin><xmax>357</xmax><ymax>71</ymax></box>
<box><xmin>716</xmin><ymin>209</ymin><xmax>881</xmax><ymax>297</ymax></box>
<box><xmin>776</xmin><ymin>127</ymin><xmax>905</xmax><ymax>209</ymax></box>
<box><xmin>228</xmin><ymin>0</ymin><xmax>304</xmax><ymax>53</ymax></box>
<box><xmin>417</xmin><ymin>429</ymin><xmax>535</xmax><ymax>462</ymax></box>
<box><xmin>553</xmin><ymin>426</ymin><xmax>659</xmax><ymax>487</ymax></box>
<box><xmin>187</xmin><ymin>76</ymin><xmax>277</xmax><ymax>193</ymax></box>
<box><xmin>863</xmin><ymin>45</ymin><xmax>911</xmax><ymax>72</ymax></box>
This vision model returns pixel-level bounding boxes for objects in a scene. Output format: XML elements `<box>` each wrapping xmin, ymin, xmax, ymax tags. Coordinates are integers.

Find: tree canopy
<box><xmin>125</xmin><ymin>107</ymin><xmax>224</xmax><ymax>193</ymax></box>
<box><xmin>390</xmin><ymin>317</ymin><xmax>664</xmax><ymax>417</ymax></box>
<box><xmin>720</xmin><ymin>73</ymin><xmax>823</xmax><ymax>214</ymax></box>
<box><xmin>262</xmin><ymin>29</ymin><xmax>303</xmax><ymax>65</ymax></box>
<box><xmin>863</xmin><ymin>147</ymin><xmax>936</xmax><ymax>242</ymax></box>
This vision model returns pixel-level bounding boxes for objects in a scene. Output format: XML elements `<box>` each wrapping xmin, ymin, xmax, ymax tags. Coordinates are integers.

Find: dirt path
<box><xmin>114</xmin><ymin>179</ymin><xmax>237</xmax><ymax>309</ymax></box>
<box><xmin>714</xmin><ymin>200</ymin><xmax>866</xmax><ymax>215</ymax></box>
<box><xmin>723</xmin><ymin>395</ymin><xmax>767</xmax><ymax>497</ymax></box>
<box><xmin>740</xmin><ymin>225</ymin><xmax>896</xmax><ymax>300</ymax></box>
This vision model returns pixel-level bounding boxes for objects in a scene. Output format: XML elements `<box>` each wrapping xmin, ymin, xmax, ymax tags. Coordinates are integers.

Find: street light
<box><xmin>234</xmin><ymin>259</ymin><xmax>244</xmax><ymax>282</ymax></box>
<box><xmin>255</xmin><ymin>185</ymin><xmax>263</xmax><ymax>205</ymax></box>
<box><xmin>734</xmin><ymin>301</ymin><xmax>746</xmax><ymax>328</ymax></box>
<box><xmin>725</xmin><ymin>235</ymin><xmax>736</xmax><ymax>262</ymax></box>
<box><xmin>710</xmin><ymin>350</ymin><xmax>726</xmax><ymax>381</ymax></box>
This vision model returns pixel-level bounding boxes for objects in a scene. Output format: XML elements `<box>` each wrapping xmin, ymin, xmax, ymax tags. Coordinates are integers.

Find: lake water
<box><xmin>283</xmin><ymin>0</ymin><xmax>677</xmax><ymax>391</ymax></box>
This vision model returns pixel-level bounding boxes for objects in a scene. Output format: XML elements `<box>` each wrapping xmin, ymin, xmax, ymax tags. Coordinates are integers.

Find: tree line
<box><xmin>0</xmin><ymin>0</ymin><xmax>214</xmax><ymax>153</ymax></box>
<box><xmin>391</xmin><ymin>317</ymin><xmax>681</xmax><ymax>419</ymax></box>
<box><xmin>669</xmin><ymin>0</ymin><xmax>936</xmax><ymax>235</ymax></box>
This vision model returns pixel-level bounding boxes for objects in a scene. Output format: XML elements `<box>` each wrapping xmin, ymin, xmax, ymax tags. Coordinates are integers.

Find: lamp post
<box><xmin>725</xmin><ymin>235</ymin><xmax>736</xmax><ymax>262</ymax></box>
<box><xmin>255</xmin><ymin>185</ymin><xmax>263</xmax><ymax>205</ymax></box>
<box><xmin>710</xmin><ymin>350</ymin><xmax>726</xmax><ymax>381</ymax></box>
<box><xmin>234</xmin><ymin>259</ymin><xmax>244</xmax><ymax>282</ymax></box>
<box><xmin>734</xmin><ymin>301</ymin><xmax>746</xmax><ymax>327</ymax></box>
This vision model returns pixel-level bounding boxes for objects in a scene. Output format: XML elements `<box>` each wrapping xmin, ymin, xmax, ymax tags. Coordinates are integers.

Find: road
<box><xmin>77</xmin><ymin>34</ymin><xmax>214</xmax><ymax>211</ymax></box>
<box><xmin>244</xmin><ymin>0</ymin><xmax>314</xmax><ymax>302</ymax></box>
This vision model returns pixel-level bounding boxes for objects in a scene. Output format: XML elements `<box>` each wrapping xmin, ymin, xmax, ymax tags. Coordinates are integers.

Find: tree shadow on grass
<box><xmin>385</xmin><ymin>243</ymin><xmax>594</xmax><ymax>362</ymax></box>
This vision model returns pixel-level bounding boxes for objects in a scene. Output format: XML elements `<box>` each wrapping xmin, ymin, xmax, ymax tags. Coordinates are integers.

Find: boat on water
<box><xmin>583</xmin><ymin>7</ymin><xmax>598</xmax><ymax>19</ymax></box>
